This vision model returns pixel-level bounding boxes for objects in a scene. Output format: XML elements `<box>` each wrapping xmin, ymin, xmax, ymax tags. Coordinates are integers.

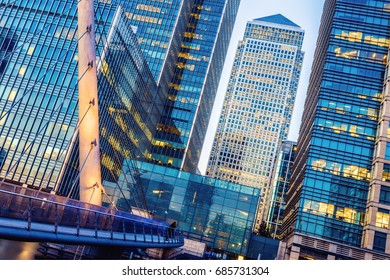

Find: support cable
<box><xmin>38</xmin><ymin>100</ymin><xmax>93</xmax><ymax>192</ymax></box>
<box><xmin>0</xmin><ymin>26</ymin><xmax>93</xmax><ymax>123</ymax></box>
<box><xmin>0</xmin><ymin>0</ymin><xmax>21</xmax><ymax>12</ymax></box>
<box><xmin>66</xmin><ymin>143</ymin><xmax>93</xmax><ymax>199</ymax></box>
<box><xmin>0</xmin><ymin>1</ymin><xmax>80</xmax><ymax>64</ymax></box>
<box><xmin>0</xmin><ymin>63</ymin><xmax>93</xmax><ymax>188</ymax></box>
<box><xmin>100</xmin><ymin>183</ymin><xmax>119</xmax><ymax>210</ymax></box>
<box><xmin>0</xmin><ymin>46</ymin><xmax>77</xmax><ymax>123</ymax></box>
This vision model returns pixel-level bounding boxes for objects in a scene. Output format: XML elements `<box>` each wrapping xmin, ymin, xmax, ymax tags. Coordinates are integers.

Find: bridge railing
<box><xmin>0</xmin><ymin>182</ymin><xmax>183</xmax><ymax>245</ymax></box>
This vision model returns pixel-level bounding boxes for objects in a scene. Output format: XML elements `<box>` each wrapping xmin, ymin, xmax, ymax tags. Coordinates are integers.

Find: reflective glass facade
<box><xmin>0</xmin><ymin>1</ymin><xmax>160</xmax><ymax>204</ymax></box>
<box><xmin>281</xmin><ymin>0</ymin><xmax>390</xmax><ymax>256</ymax></box>
<box><xmin>113</xmin><ymin>160</ymin><xmax>260</xmax><ymax>256</ymax></box>
<box><xmin>152</xmin><ymin>0</ymin><xmax>241</xmax><ymax>172</ymax></box>
<box><xmin>57</xmin><ymin>6</ymin><xmax>162</xmax><ymax>202</ymax></box>
<box><xmin>93</xmin><ymin>0</ymin><xmax>240</xmax><ymax>174</ymax></box>
<box><xmin>207</xmin><ymin>15</ymin><xmax>304</xmax><ymax>227</ymax></box>
<box><xmin>0</xmin><ymin>0</ymin><xmax>95</xmax><ymax>189</ymax></box>
<box><xmin>266</xmin><ymin>140</ymin><xmax>296</xmax><ymax>238</ymax></box>
<box><xmin>109</xmin><ymin>0</ymin><xmax>193</xmax><ymax>83</ymax></box>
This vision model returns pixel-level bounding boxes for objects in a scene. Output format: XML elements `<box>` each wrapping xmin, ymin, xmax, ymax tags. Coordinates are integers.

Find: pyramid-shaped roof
<box><xmin>255</xmin><ymin>14</ymin><xmax>301</xmax><ymax>28</ymax></box>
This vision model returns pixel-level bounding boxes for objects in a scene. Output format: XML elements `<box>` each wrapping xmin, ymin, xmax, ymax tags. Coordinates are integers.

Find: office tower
<box><xmin>57</xmin><ymin>6</ymin><xmax>164</xmax><ymax>202</ymax></box>
<box><xmin>207</xmin><ymin>15</ymin><xmax>305</xmax><ymax>226</ymax></box>
<box><xmin>115</xmin><ymin>160</ymin><xmax>260</xmax><ymax>258</ymax></box>
<box><xmin>265</xmin><ymin>140</ymin><xmax>296</xmax><ymax>238</ymax></box>
<box><xmin>152</xmin><ymin>0</ymin><xmax>241</xmax><ymax>172</ymax></box>
<box><xmin>0</xmin><ymin>0</ymin><xmax>160</xmax><ymax>200</ymax></box>
<box><xmin>101</xmin><ymin>1</ymin><xmax>240</xmax><ymax>173</ymax></box>
<box><xmin>0</xmin><ymin>0</ymin><xmax>90</xmax><ymax>190</ymax></box>
<box><xmin>109</xmin><ymin>0</ymin><xmax>195</xmax><ymax>104</ymax></box>
<box><xmin>280</xmin><ymin>0</ymin><xmax>390</xmax><ymax>260</ymax></box>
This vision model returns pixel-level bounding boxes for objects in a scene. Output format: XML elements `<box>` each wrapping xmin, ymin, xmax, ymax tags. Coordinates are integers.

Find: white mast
<box><xmin>77</xmin><ymin>0</ymin><xmax>102</xmax><ymax>205</ymax></box>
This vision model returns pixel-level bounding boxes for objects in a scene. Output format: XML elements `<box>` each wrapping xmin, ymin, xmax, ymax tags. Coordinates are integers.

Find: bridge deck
<box><xmin>0</xmin><ymin>182</ymin><xmax>184</xmax><ymax>248</ymax></box>
<box><xmin>0</xmin><ymin>217</ymin><xmax>180</xmax><ymax>248</ymax></box>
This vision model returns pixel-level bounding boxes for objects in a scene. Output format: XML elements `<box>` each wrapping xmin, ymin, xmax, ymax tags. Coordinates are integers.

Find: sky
<box><xmin>198</xmin><ymin>0</ymin><xmax>326</xmax><ymax>174</ymax></box>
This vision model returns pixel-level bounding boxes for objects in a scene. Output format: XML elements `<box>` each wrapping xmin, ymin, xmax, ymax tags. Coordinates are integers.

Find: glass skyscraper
<box><xmin>280</xmin><ymin>0</ymin><xmax>390</xmax><ymax>260</ymax></box>
<box><xmin>109</xmin><ymin>0</ymin><xmax>193</xmax><ymax>82</ymax></box>
<box><xmin>57</xmin><ymin>5</ymin><xmax>163</xmax><ymax>202</ymax></box>
<box><xmin>98</xmin><ymin>1</ymin><xmax>241</xmax><ymax>174</ymax></box>
<box><xmin>0</xmin><ymin>0</ymin><xmax>160</xmax><ymax>205</ymax></box>
<box><xmin>0</xmin><ymin>0</ymin><xmax>94</xmax><ymax>190</ymax></box>
<box><xmin>108</xmin><ymin>0</ymin><xmax>195</xmax><ymax>110</ymax></box>
<box><xmin>0</xmin><ymin>0</ymin><xmax>241</xmax><ymax>196</ymax></box>
<box><xmin>152</xmin><ymin>0</ymin><xmax>241</xmax><ymax>172</ymax></box>
<box><xmin>207</xmin><ymin>14</ymin><xmax>304</xmax><ymax>227</ymax></box>
<box><xmin>266</xmin><ymin>140</ymin><xmax>296</xmax><ymax>238</ymax></box>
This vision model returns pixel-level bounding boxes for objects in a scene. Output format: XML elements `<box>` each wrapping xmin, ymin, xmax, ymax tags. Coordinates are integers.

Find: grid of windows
<box><xmin>266</xmin><ymin>141</ymin><xmax>296</xmax><ymax>238</ymax></box>
<box><xmin>207</xmin><ymin>15</ymin><xmax>304</xmax><ymax>224</ymax></box>
<box><xmin>152</xmin><ymin>0</ymin><xmax>241</xmax><ymax>172</ymax></box>
<box><xmin>0</xmin><ymin>1</ymin><xmax>160</xmax><ymax>208</ymax></box>
<box><xmin>281</xmin><ymin>0</ymin><xmax>390</xmax><ymax>250</ymax></box>
<box><xmin>0</xmin><ymin>0</ymin><xmax>92</xmax><ymax>189</ymax></box>
<box><xmin>112</xmin><ymin>160</ymin><xmax>260</xmax><ymax>256</ymax></box>
<box><xmin>109</xmin><ymin>0</ymin><xmax>185</xmax><ymax>81</ymax></box>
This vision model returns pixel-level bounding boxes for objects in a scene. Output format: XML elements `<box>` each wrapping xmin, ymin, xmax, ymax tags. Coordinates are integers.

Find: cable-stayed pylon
<box><xmin>77</xmin><ymin>0</ymin><xmax>102</xmax><ymax>206</ymax></box>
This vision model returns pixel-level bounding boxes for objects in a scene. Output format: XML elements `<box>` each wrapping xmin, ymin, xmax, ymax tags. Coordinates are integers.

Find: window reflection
<box><xmin>311</xmin><ymin>158</ymin><xmax>370</xmax><ymax>180</ymax></box>
<box><xmin>375</xmin><ymin>209</ymin><xmax>389</xmax><ymax>229</ymax></box>
<box><xmin>335</xmin><ymin>30</ymin><xmax>362</xmax><ymax>42</ymax></box>
<box><xmin>333</xmin><ymin>45</ymin><xmax>387</xmax><ymax>64</ymax></box>
<box><xmin>382</xmin><ymin>163</ymin><xmax>390</xmax><ymax>182</ymax></box>
<box><xmin>303</xmin><ymin>199</ymin><xmax>363</xmax><ymax>225</ymax></box>
<box><xmin>334</xmin><ymin>29</ymin><xmax>389</xmax><ymax>47</ymax></box>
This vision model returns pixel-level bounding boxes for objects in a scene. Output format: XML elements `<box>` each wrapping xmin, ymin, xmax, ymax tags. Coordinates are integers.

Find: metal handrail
<box><xmin>0</xmin><ymin>182</ymin><xmax>182</xmax><ymax>244</ymax></box>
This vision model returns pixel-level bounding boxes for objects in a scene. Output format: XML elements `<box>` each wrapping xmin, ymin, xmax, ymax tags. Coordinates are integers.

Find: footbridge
<box><xmin>0</xmin><ymin>182</ymin><xmax>184</xmax><ymax>249</ymax></box>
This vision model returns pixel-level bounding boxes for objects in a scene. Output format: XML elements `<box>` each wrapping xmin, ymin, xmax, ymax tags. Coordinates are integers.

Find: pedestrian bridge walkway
<box><xmin>0</xmin><ymin>181</ymin><xmax>183</xmax><ymax>249</ymax></box>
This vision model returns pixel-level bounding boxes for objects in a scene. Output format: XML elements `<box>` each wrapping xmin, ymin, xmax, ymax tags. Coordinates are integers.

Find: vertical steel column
<box><xmin>77</xmin><ymin>0</ymin><xmax>102</xmax><ymax>205</ymax></box>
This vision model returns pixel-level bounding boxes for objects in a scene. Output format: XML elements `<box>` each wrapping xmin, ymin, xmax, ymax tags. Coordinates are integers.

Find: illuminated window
<box><xmin>304</xmin><ymin>199</ymin><xmax>362</xmax><ymax>224</ymax></box>
<box><xmin>312</xmin><ymin>159</ymin><xmax>326</xmax><ymax>171</ymax></box>
<box><xmin>125</xmin><ymin>12</ymin><xmax>133</xmax><ymax>19</ymax></box>
<box><xmin>343</xmin><ymin>207</ymin><xmax>358</xmax><ymax>223</ymax></box>
<box><xmin>8</xmin><ymin>89</ymin><xmax>17</xmax><ymax>101</ymax></box>
<box><xmin>319</xmin><ymin>202</ymin><xmax>334</xmax><ymax>216</ymax></box>
<box><xmin>335</xmin><ymin>30</ymin><xmax>362</xmax><ymax>42</ymax></box>
<box><xmin>382</xmin><ymin>163</ymin><xmax>390</xmax><ymax>182</ymax></box>
<box><xmin>19</xmin><ymin>66</ymin><xmax>26</xmax><ymax>76</ymax></box>
<box><xmin>336</xmin><ymin>206</ymin><xmax>344</xmax><ymax>220</ymax></box>
<box><xmin>136</xmin><ymin>4</ymin><xmax>161</xmax><ymax>13</ymax></box>
<box><xmin>375</xmin><ymin>209</ymin><xmax>389</xmax><ymax>229</ymax></box>
<box><xmin>27</xmin><ymin>45</ymin><xmax>35</xmax><ymax>55</ymax></box>
<box><xmin>364</xmin><ymin>35</ymin><xmax>389</xmax><ymax>47</ymax></box>
<box><xmin>0</xmin><ymin>112</ymin><xmax>6</xmax><ymax>125</ymax></box>
<box><xmin>101</xmin><ymin>154</ymin><xmax>114</xmax><ymax>170</ymax></box>
<box><xmin>44</xmin><ymin>147</ymin><xmax>53</xmax><ymax>159</ymax></box>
